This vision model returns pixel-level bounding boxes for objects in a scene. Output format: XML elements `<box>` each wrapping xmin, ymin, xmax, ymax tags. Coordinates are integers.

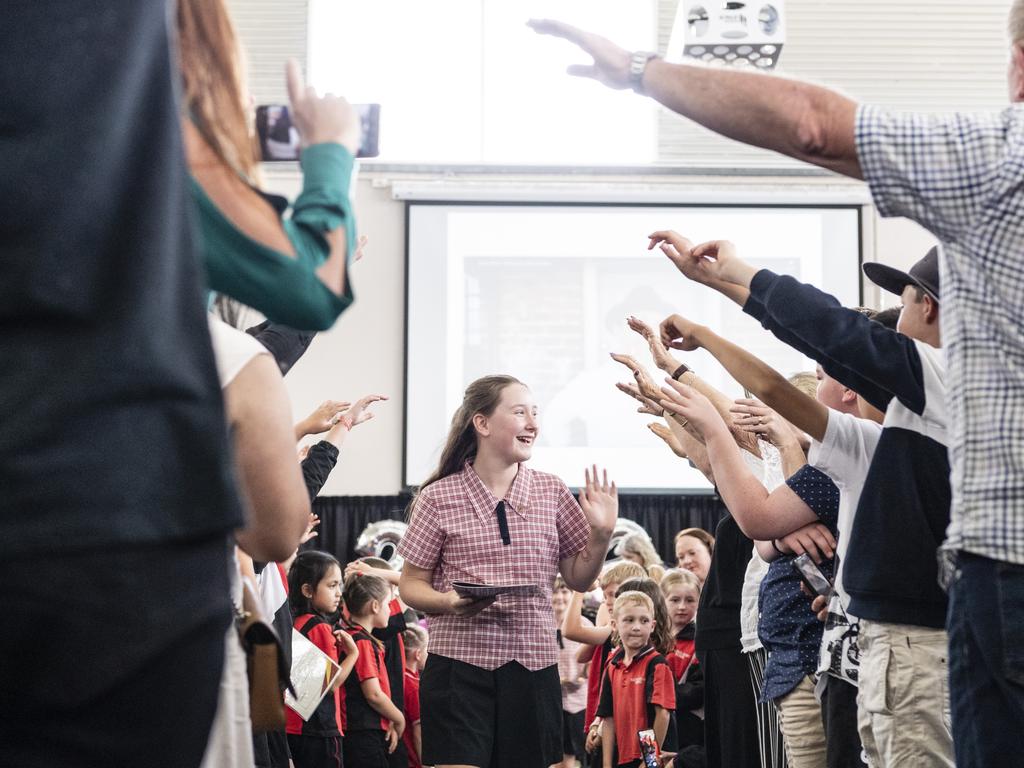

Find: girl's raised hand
<box><xmin>578</xmin><ymin>465</ymin><xmax>618</xmax><ymax>536</ymax></box>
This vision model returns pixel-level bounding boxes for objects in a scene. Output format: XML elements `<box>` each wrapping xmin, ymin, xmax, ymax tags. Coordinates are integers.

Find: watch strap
<box><xmin>629</xmin><ymin>51</ymin><xmax>659</xmax><ymax>93</ymax></box>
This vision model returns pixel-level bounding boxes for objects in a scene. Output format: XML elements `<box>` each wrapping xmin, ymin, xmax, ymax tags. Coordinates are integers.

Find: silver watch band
<box><xmin>629</xmin><ymin>51</ymin><xmax>659</xmax><ymax>93</ymax></box>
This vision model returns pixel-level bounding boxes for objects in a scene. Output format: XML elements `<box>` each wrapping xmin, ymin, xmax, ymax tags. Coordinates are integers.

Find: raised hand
<box><xmin>297</xmin><ymin>400</ymin><xmax>352</xmax><ymax>437</ymax></box>
<box><xmin>690</xmin><ymin>239</ymin><xmax>758</xmax><ymax>287</ymax></box>
<box><xmin>659</xmin><ymin>377</ymin><xmax>721</xmax><ymax>435</ymax></box>
<box><xmin>299</xmin><ymin>513</ymin><xmax>320</xmax><ymax>544</ymax></box>
<box><xmin>615</xmin><ymin>381</ymin><xmax>664</xmax><ymax>417</ymax></box>
<box><xmin>627</xmin><ymin>315</ymin><xmax>678</xmax><ymax>373</ymax></box>
<box><xmin>646</xmin><ymin>230</ymin><xmax>710</xmax><ymax>283</ymax></box>
<box><xmin>648</xmin><ymin>422</ymin><xmax>688</xmax><ymax>459</ymax></box>
<box><xmin>527</xmin><ymin>19</ymin><xmax>632</xmax><ymax>90</ymax></box>
<box><xmin>353</xmin><ymin>234</ymin><xmax>368</xmax><ymax>263</ymax></box>
<box><xmin>285</xmin><ymin>59</ymin><xmax>360</xmax><ymax>153</ymax></box>
<box><xmin>336</xmin><ymin>393</ymin><xmax>389</xmax><ymax>430</ymax></box>
<box><xmin>578</xmin><ymin>465</ymin><xmax>618</xmax><ymax>537</ymax></box>
<box><xmin>730</xmin><ymin>398</ymin><xmax>796</xmax><ymax>448</ymax></box>
<box><xmin>609</xmin><ymin>352</ymin><xmax>661</xmax><ymax>402</ymax></box>
<box><xmin>658</xmin><ymin>313</ymin><xmax>705</xmax><ymax>353</ymax></box>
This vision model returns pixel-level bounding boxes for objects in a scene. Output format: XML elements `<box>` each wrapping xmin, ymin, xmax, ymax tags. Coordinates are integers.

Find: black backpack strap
<box><xmin>298</xmin><ymin>614</ymin><xmax>326</xmax><ymax>637</ymax></box>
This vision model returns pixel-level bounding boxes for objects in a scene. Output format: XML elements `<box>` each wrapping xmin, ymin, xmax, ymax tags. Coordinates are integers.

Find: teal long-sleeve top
<box><xmin>192</xmin><ymin>142</ymin><xmax>357</xmax><ymax>331</ymax></box>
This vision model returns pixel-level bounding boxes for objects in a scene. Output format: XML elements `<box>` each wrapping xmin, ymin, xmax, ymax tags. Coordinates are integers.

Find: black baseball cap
<box><xmin>862</xmin><ymin>246</ymin><xmax>940</xmax><ymax>303</ymax></box>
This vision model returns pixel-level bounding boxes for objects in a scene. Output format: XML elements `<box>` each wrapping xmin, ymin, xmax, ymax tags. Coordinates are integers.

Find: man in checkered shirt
<box><xmin>534</xmin><ymin>6</ymin><xmax>1024</xmax><ymax>766</ymax></box>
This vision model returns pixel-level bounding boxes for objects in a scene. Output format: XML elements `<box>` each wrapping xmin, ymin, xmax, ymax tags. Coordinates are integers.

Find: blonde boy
<box><xmin>596</xmin><ymin>591</ymin><xmax>676</xmax><ymax>768</ymax></box>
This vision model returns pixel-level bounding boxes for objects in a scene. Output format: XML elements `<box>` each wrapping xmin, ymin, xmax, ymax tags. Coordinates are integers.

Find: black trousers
<box><xmin>0</xmin><ymin>536</ymin><xmax>230</xmax><ymax>768</ymax></box>
<box><xmin>699</xmin><ymin>646</ymin><xmax>763</xmax><ymax>768</ymax></box>
<box><xmin>819</xmin><ymin>675</ymin><xmax>868</xmax><ymax>768</ymax></box>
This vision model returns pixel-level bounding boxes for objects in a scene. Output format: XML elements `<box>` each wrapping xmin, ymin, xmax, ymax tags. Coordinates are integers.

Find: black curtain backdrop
<box><xmin>309</xmin><ymin>493</ymin><xmax>727</xmax><ymax>566</ymax></box>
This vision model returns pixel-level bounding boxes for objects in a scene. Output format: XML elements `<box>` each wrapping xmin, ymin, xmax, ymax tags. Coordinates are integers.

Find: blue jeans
<box><xmin>947</xmin><ymin>551</ymin><xmax>1024</xmax><ymax>767</ymax></box>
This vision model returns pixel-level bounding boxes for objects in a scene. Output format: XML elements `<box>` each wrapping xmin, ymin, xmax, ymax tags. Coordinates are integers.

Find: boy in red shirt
<box><xmin>401</xmin><ymin>624</ymin><xmax>429</xmax><ymax>768</ymax></box>
<box><xmin>597</xmin><ymin>591</ymin><xmax>675</xmax><ymax>768</ymax></box>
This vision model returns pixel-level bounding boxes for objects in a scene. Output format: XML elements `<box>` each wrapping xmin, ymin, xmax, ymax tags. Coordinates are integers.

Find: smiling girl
<box><xmin>398</xmin><ymin>374</ymin><xmax>619</xmax><ymax>768</ymax></box>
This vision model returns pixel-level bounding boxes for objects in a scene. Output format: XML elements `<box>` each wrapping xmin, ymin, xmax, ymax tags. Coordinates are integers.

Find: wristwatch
<box><xmin>672</xmin><ymin>362</ymin><xmax>692</xmax><ymax>381</ymax></box>
<box><xmin>628</xmin><ymin>51</ymin><xmax>659</xmax><ymax>93</ymax></box>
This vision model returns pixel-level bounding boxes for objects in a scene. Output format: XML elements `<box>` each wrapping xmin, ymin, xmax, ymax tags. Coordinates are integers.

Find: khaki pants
<box><xmin>777</xmin><ymin>676</ymin><xmax>828</xmax><ymax>768</ymax></box>
<box><xmin>856</xmin><ymin>620</ymin><xmax>954</xmax><ymax>768</ymax></box>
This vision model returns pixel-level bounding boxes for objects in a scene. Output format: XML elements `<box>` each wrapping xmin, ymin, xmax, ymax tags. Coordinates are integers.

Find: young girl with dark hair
<box><xmin>286</xmin><ymin>551</ymin><xmax>359</xmax><ymax>768</ymax></box>
<box><xmin>398</xmin><ymin>374</ymin><xmax>619</xmax><ymax>768</ymax></box>
<box><xmin>339</xmin><ymin>573</ymin><xmax>406</xmax><ymax>768</ymax></box>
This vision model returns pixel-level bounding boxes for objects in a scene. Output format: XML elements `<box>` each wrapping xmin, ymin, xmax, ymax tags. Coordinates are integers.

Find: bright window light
<box><xmin>308</xmin><ymin>0</ymin><xmax>658</xmax><ymax>164</ymax></box>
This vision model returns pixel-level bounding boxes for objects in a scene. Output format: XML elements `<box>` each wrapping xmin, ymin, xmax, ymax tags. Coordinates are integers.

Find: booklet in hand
<box><xmin>451</xmin><ymin>581</ymin><xmax>540</xmax><ymax>599</ymax></box>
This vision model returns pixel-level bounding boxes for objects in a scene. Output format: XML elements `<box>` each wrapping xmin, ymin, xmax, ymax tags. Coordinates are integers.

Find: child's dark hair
<box><xmin>343</xmin><ymin>572</ymin><xmax>391</xmax><ymax>617</ymax></box>
<box><xmin>616</xmin><ymin>577</ymin><xmax>674</xmax><ymax>656</ymax></box>
<box><xmin>288</xmin><ymin>550</ymin><xmax>341</xmax><ymax>616</ymax></box>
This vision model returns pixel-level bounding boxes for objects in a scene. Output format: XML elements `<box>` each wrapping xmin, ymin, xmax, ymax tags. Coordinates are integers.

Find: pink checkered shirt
<box><xmin>398</xmin><ymin>461</ymin><xmax>591</xmax><ymax>671</ymax></box>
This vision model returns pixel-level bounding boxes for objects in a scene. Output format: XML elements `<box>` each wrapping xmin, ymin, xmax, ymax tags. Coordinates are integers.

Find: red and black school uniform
<box><xmin>667</xmin><ymin>623</ymin><xmax>696</xmax><ymax>681</ymax></box>
<box><xmin>402</xmin><ymin>669</ymin><xmax>423</xmax><ymax>768</ymax></box>
<box><xmin>286</xmin><ymin>614</ymin><xmax>344</xmax><ymax>768</ymax></box>
<box><xmin>596</xmin><ymin>645</ymin><xmax>676</xmax><ymax>768</ymax></box>
<box><xmin>373</xmin><ymin>599</ymin><xmax>408</xmax><ymax>768</ymax></box>
<box><xmin>669</xmin><ymin>623</ymin><xmax>706</xmax><ymax>765</ymax></box>
<box><xmin>341</xmin><ymin>621</ymin><xmax>393</xmax><ymax>768</ymax></box>
<box><xmin>585</xmin><ymin>637</ymin><xmax>614</xmax><ymax>729</ymax></box>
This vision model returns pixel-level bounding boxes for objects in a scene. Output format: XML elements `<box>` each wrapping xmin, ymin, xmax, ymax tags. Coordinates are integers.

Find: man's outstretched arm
<box><xmin>529</xmin><ymin>19</ymin><xmax>861</xmax><ymax>178</ymax></box>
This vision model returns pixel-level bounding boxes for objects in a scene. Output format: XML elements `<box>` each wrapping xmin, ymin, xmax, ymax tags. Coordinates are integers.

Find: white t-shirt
<box><xmin>208</xmin><ymin>315</ymin><xmax>268</xmax><ymax>388</ymax></box>
<box><xmin>808</xmin><ymin>408</ymin><xmax>882</xmax><ymax>687</ymax></box>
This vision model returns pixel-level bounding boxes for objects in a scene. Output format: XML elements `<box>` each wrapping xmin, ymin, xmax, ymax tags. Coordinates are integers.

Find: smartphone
<box><xmin>791</xmin><ymin>553</ymin><xmax>833</xmax><ymax>597</ymax></box>
<box><xmin>638</xmin><ymin>728</ymin><xmax>660</xmax><ymax>768</ymax></box>
<box><xmin>255</xmin><ymin>103</ymin><xmax>380</xmax><ymax>160</ymax></box>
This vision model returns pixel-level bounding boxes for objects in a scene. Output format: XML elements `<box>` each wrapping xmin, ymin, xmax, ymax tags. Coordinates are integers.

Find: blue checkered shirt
<box><xmin>856</xmin><ymin>104</ymin><xmax>1024</xmax><ymax>565</ymax></box>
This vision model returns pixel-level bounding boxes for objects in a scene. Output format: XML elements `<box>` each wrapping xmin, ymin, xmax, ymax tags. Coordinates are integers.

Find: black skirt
<box><xmin>420</xmin><ymin>654</ymin><xmax>562</xmax><ymax>768</ymax></box>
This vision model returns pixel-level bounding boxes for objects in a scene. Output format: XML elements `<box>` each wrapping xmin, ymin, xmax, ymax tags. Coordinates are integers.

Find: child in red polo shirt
<box><xmin>597</xmin><ymin>591</ymin><xmax>676</xmax><ymax>768</ymax></box>
<box><xmin>401</xmin><ymin>624</ymin><xmax>428</xmax><ymax>768</ymax></box>
<box><xmin>660</xmin><ymin>568</ymin><xmax>705</xmax><ymax>765</ymax></box>
<box><xmin>340</xmin><ymin>573</ymin><xmax>406</xmax><ymax>768</ymax></box>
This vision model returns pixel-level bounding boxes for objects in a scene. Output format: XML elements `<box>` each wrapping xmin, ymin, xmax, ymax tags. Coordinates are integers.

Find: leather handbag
<box><xmin>235</xmin><ymin>578</ymin><xmax>292</xmax><ymax>732</ymax></box>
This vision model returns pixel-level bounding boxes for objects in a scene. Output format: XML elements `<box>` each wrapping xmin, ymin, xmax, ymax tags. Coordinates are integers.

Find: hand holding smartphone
<box><xmin>256</xmin><ymin>103</ymin><xmax>380</xmax><ymax>161</ymax></box>
<box><xmin>791</xmin><ymin>552</ymin><xmax>833</xmax><ymax>597</ymax></box>
<box><xmin>638</xmin><ymin>729</ymin><xmax>660</xmax><ymax>768</ymax></box>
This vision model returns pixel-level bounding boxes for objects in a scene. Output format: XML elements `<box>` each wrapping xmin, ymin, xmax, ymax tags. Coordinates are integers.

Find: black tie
<box><xmin>495</xmin><ymin>500</ymin><xmax>511</xmax><ymax>546</ymax></box>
